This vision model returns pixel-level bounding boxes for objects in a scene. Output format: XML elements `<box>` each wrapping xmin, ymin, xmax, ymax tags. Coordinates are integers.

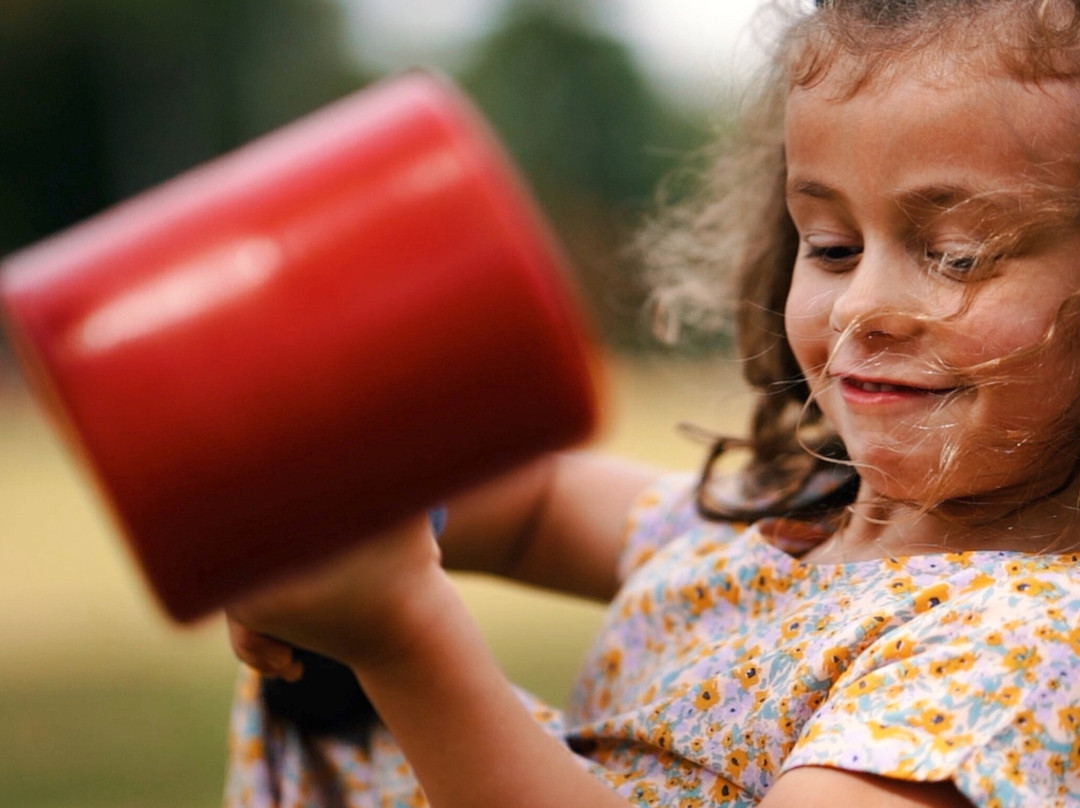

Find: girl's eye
<box><xmin>925</xmin><ymin>249</ymin><xmax>997</xmax><ymax>281</ymax></box>
<box><xmin>805</xmin><ymin>244</ymin><xmax>862</xmax><ymax>268</ymax></box>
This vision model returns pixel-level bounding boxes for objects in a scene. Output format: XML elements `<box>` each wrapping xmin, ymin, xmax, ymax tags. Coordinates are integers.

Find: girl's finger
<box><xmin>227</xmin><ymin>618</ymin><xmax>305</xmax><ymax>681</ymax></box>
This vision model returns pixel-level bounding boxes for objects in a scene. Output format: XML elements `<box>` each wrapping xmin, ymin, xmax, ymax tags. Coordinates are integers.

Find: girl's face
<box><xmin>783</xmin><ymin>63</ymin><xmax>1080</xmax><ymax>505</ymax></box>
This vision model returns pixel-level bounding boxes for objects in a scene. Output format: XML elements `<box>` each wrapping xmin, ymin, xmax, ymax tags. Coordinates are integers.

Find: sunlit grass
<box><xmin>0</xmin><ymin>680</ymin><xmax>233</xmax><ymax>808</ymax></box>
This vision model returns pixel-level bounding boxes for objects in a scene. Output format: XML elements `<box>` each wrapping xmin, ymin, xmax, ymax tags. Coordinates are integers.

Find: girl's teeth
<box><xmin>859</xmin><ymin>381</ymin><xmax>903</xmax><ymax>392</ymax></box>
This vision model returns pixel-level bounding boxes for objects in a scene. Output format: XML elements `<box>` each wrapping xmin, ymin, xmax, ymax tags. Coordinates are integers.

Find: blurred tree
<box><xmin>459</xmin><ymin>4</ymin><xmax>709</xmax><ymax>347</ymax></box>
<box><xmin>0</xmin><ymin>0</ymin><xmax>371</xmax><ymax>256</ymax></box>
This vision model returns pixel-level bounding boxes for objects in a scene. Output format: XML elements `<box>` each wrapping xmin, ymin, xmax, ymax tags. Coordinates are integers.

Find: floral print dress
<box><xmin>225</xmin><ymin>474</ymin><xmax>1080</xmax><ymax>807</ymax></box>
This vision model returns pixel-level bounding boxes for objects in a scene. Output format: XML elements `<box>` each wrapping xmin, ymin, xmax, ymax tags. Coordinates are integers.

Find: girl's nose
<box><xmin>828</xmin><ymin>247</ymin><xmax>924</xmax><ymax>342</ymax></box>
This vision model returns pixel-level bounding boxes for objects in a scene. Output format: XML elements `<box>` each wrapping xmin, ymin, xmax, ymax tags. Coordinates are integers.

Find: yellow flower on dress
<box><xmin>749</xmin><ymin>564</ymin><xmax>787</xmax><ymax>595</ymax></box>
<box><xmin>1057</xmin><ymin>705</ymin><xmax>1080</xmax><ymax>732</ymax></box>
<box><xmin>805</xmin><ymin>689</ymin><xmax>828</xmax><ymax>712</ymax></box>
<box><xmin>695</xmin><ymin>680</ymin><xmax>721</xmax><ymax>711</ymax></box>
<box><xmin>1033</xmin><ymin>624</ymin><xmax>1060</xmax><ymax>642</ymax></box>
<box><xmin>757</xmin><ymin>750</ymin><xmax>776</xmax><ymax>775</ymax></box>
<box><xmin>785</xmin><ymin>641</ymin><xmax>807</xmax><ymax>661</ymax></box>
<box><xmin>1003</xmin><ymin>646</ymin><xmax>1042</xmax><ymax>673</ymax></box>
<box><xmin>913</xmin><ymin>582</ymin><xmax>951</xmax><ymax>613</ymax></box>
<box><xmin>722</xmin><ymin>748</ymin><xmax>750</xmax><ymax>779</ymax></box>
<box><xmin>908</xmin><ymin>707</ymin><xmax>954</xmax><ymax>735</ymax></box>
<box><xmin>780</xmin><ymin>616</ymin><xmax>804</xmax><ymax>640</ymax></box>
<box><xmin>928</xmin><ymin>652</ymin><xmax>975</xmax><ymax>677</ymax></box>
<box><xmin>651</xmin><ymin>725</ymin><xmax>675</xmax><ymax>752</ymax></box>
<box><xmin>865</xmin><ymin>721</ymin><xmax>920</xmax><ymax>744</ymax></box>
<box><xmin>601</xmin><ymin>647</ymin><xmax>623</xmax><ymax>680</ymax></box>
<box><xmin>1011</xmin><ymin>577</ymin><xmax>1056</xmax><ymax>597</ymax></box>
<box><xmin>239</xmin><ymin>738</ymin><xmax>265</xmax><ymax>765</ymax></box>
<box><xmin>1066</xmin><ymin>626</ymin><xmax>1080</xmax><ymax>655</ymax></box>
<box><xmin>1050</xmin><ymin>754</ymin><xmax>1067</xmax><ymax>777</ymax></box>
<box><xmin>709</xmin><ymin>776</ymin><xmax>742</xmax><ymax>803</ymax></box>
<box><xmin>789</xmin><ymin>671</ymin><xmax>813</xmax><ymax>697</ymax></box>
<box><xmin>841</xmin><ymin>671</ymin><xmax>888</xmax><ymax>699</ymax></box>
<box><xmin>929</xmin><ymin>732</ymin><xmax>973</xmax><ymax>756</ymax></box>
<box><xmin>716</xmin><ymin>574</ymin><xmax>741</xmax><ymax>606</ymax></box>
<box><xmin>990</xmin><ymin>685</ymin><xmax>1022</xmax><ymax>707</ymax></box>
<box><xmin>962</xmin><ymin>572</ymin><xmax>997</xmax><ymax>595</ymax></box>
<box><xmin>631</xmin><ymin>782</ymin><xmax>662</xmax><ymax>807</ymax></box>
<box><xmin>1003</xmin><ymin>749</ymin><xmax>1026</xmax><ymax>786</ymax></box>
<box><xmin>948</xmin><ymin>679</ymin><xmax>970</xmax><ymax>699</ymax></box>
<box><xmin>777</xmin><ymin>698</ymin><xmax>798</xmax><ymax>738</ymax></box>
<box><xmin>821</xmin><ymin>645</ymin><xmax>854</xmax><ymax>679</ymax></box>
<box><xmin>880</xmin><ymin>635</ymin><xmax>919</xmax><ymax>662</ymax></box>
<box><xmin>888</xmin><ymin>576</ymin><xmax>917</xmax><ymax>595</ymax></box>
<box><xmin>1018</xmin><ymin>735</ymin><xmax>1041</xmax><ymax>754</ymax></box>
<box><xmin>735</xmin><ymin>661</ymin><xmax>761</xmax><ymax>689</ymax></box>
<box><xmin>679</xmin><ymin>584</ymin><xmax>716</xmax><ymax>616</ymax></box>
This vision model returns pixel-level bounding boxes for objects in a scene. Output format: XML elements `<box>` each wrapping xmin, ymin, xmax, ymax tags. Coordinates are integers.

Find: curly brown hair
<box><xmin>641</xmin><ymin>0</ymin><xmax>1080</xmax><ymax>522</ymax></box>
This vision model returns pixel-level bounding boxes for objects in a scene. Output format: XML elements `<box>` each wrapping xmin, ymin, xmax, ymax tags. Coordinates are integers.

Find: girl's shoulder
<box><xmin>854</xmin><ymin>548</ymin><xmax>1080</xmax><ymax>595</ymax></box>
<box><xmin>618</xmin><ymin>472</ymin><xmax>742</xmax><ymax>581</ymax></box>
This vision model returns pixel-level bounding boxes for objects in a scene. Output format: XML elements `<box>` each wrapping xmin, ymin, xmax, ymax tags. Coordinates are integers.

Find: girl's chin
<box><xmin>851</xmin><ymin>459</ymin><xmax>1049</xmax><ymax>511</ymax></box>
<box><xmin>844</xmin><ymin>448</ymin><xmax>947</xmax><ymax>503</ymax></box>
<box><xmin>845</xmin><ymin>431</ymin><xmax>1073</xmax><ymax>506</ymax></box>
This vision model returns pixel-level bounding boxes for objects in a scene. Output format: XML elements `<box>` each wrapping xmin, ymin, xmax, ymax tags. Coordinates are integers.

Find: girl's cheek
<box><xmin>955</xmin><ymin>312</ymin><xmax>1057</xmax><ymax>367</ymax></box>
<box><xmin>784</xmin><ymin>274</ymin><xmax>833</xmax><ymax>365</ymax></box>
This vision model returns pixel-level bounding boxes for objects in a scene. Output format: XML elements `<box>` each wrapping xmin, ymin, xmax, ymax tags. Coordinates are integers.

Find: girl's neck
<box><xmin>802</xmin><ymin>475</ymin><xmax>1080</xmax><ymax>564</ymax></box>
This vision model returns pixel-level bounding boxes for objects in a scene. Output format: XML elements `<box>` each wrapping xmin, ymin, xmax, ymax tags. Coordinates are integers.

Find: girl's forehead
<box><xmin>791</xmin><ymin>42</ymin><xmax>1013</xmax><ymax>100</ymax></box>
<box><xmin>784</xmin><ymin>67</ymin><xmax>1080</xmax><ymax>209</ymax></box>
<box><xmin>788</xmin><ymin>52</ymin><xmax>1080</xmax><ymax>148</ymax></box>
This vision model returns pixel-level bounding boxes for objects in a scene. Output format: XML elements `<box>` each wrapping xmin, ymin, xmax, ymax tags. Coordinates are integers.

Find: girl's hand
<box><xmin>225</xmin><ymin>513</ymin><xmax>450</xmax><ymax>676</ymax></box>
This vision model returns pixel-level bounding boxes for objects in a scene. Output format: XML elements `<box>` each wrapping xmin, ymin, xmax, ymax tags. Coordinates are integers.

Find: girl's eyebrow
<box><xmin>787</xmin><ymin>178</ymin><xmax>1076</xmax><ymax>231</ymax></box>
<box><xmin>899</xmin><ymin>183</ymin><xmax>1075</xmax><ymax>230</ymax></box>
<box><xmin>786</xmin><ymin>178</ymin><xmax>839</xmax><ymax>201</ymax></box>
<box><xmin>789</xmin><ymin>179</ymin><xmax>1030</xmax><ymax>217</ymax></box>
<box><xmin>898</xmin><ymin>184</ymin><xmax>999</xmax><ymax>215</ymax></box>
<box><xmin>901</xmin><ymin>184</ymin><xmax>1080</xmax><ymax>253</ymax></box>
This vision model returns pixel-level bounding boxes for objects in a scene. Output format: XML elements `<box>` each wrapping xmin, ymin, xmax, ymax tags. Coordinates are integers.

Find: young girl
<box><xmin>223</xmin><ymin>1</ymin><xmax>1080</xmax><ymax>805</ymax></box>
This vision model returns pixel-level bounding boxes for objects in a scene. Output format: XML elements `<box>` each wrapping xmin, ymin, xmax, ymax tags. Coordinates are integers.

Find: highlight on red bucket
<box><xmin>0</xmin><ymin>72</ymin><xmax>602</xmax><ymax>623</ymax></box>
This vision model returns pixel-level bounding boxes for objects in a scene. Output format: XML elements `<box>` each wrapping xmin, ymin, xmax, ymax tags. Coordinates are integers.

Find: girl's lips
<box><xmin>838</xmin><ymin>375</ymin><xmax>958</xmax><ymax>400</ymax></box>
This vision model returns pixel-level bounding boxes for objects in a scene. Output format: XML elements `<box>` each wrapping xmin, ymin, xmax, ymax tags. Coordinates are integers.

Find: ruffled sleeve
<box><xmin>616</xmin><ymin>472</ymin><xmax>704</xmax><ymax>584</ymax></box>
<box><xmin>784</xmin><ymin>561</ymin><xmax>1080</xmax><ymax>806</ymax></box>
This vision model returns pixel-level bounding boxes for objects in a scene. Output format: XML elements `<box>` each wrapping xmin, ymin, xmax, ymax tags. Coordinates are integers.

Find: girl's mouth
<box><xmin>841</xmin><ymin>376</ymin><xmax>958</xmax><ymax>398</ymax></box>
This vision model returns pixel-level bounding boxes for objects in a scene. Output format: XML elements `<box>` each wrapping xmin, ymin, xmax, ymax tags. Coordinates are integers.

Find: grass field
<box><xmin>0</xmin><ymin>353</ymin><xmax>751</xmax><ymax>807</ymax></box>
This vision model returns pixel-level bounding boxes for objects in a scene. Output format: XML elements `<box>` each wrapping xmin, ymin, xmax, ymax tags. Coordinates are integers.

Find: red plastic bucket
<box><xmin>0</xmin><ymin>73</ymin><xmax>600</xmax><ymax>622</ymax></box>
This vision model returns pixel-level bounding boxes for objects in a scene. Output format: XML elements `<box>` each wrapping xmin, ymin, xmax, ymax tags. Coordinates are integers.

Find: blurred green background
<box><xmin>0</xmin><ymin>1</ymin><xmax>756</xmax><ymax>805</ymax></box>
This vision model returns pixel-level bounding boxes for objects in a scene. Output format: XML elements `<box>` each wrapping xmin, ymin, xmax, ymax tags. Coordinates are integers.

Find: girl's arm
<box><xmin>226</xmin><ymin>451</ymin><xmax>658</xmax><ymax>806</ymax></box>
<box><xmin>344</xmin><ymin>559</ymin><xmax>632</xmax><ymax>808</ymax></box>
<box><xmin>436</xmin><ymin>452</ymin><xmax>660</xmax><ymax>601</ymax></box>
